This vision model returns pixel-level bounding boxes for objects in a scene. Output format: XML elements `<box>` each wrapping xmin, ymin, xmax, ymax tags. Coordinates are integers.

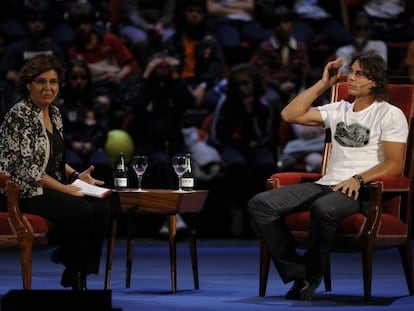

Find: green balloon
<box><xmin>105</xmin><ymin>129</ymin><xmax>134</xmax><ymax>164</ymax></box>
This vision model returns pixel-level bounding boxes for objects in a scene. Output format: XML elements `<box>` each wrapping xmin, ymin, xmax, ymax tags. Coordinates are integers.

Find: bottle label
<box><xmin>114</xmin><ymin>177</ymin><xmax>128</xmax><ymax>188</ymax></box>
<box><xmin>181</xmin><ymin>177</ymin><xmax>194</xmax><ymax>190</ymax></box>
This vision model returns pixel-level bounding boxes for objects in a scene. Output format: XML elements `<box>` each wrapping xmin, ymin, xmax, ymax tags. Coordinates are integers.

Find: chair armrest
<box><xmin>267</xmin><ymin>172</ymin><xmax>323</xmax><ymax>189</ymax></box>
<box><xmin>362</xmin><ymin>176</ymin><xmax>409</xmax><ymax>242</ymax></box>
<box><xmin>6</xmin><ymin>180</ymin><xmax>34</xmax><ymax>239</ymax></box>
<box><xmin>361</xmin><ymin>182</ymin><xmax>384</xmax><ymax>240</ymax></box>
<box><xmin>370</xmin><ymin>175</ymin><xmax>410</xmax><ymax>192</ymax></box>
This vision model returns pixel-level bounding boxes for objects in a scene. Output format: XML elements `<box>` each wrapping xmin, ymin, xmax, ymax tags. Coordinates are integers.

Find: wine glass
<box><xmin>131</xmin><ymin>155</ymin><xmax>148</xmax><ymax>191</ymax></box>
<box><xmin>172</xmin><ymin>155</ymin><xmax>187</xmax><ymax>191</ymax></box>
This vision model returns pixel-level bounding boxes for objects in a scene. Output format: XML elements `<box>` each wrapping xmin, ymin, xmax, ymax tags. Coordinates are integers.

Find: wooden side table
<box><xmin>105</xmin><ymin>189</ymin><xmax>209</xmax><ymax>293</ymax></box>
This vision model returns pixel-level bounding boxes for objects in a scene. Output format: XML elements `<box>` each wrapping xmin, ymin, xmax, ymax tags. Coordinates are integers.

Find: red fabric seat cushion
<box><xmin>0</xmin><ymin>212</ymin><xmax>50</xmax><ymax>235</ymax></box>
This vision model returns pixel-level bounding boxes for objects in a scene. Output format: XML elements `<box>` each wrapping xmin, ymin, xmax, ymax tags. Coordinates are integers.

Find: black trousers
<box><xmin>248</xmin><ymin>182</ymin><xmax>362</xmax><ymax>283</ymax></box>
<box><xmin>19</xmin><ymin>189</ymin><xmax>111</xmax><ymax>275</ymax></box>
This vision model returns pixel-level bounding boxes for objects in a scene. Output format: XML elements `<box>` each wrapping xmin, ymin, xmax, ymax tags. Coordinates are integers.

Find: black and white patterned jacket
<box><xmin>0</xmin><ymin>98</ymin><xmax>63</xmax><ymax>198</ymax></box>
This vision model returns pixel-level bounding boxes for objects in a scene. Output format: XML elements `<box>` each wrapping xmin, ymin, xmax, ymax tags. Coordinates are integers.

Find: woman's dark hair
<box><xmin>61</xmin><ymin>59</ymin><xmax>95</xmax><ymax>106</ymax></box>
<box><xmin>227</xmin><ymin>63</ymin><xmax>266</xmax><ymax>101</ymax></box>
<box><xmin>350</xmin><ymin>54</ymin><xmax>388</xmax><ymax>101</ymax></box>
<box><xmin>65</xmin><ymin>59</ymin><xmax>92</xmax><ymax>86</ymax></box>
<box><xmin>18</xmin><ymin>53</ymin><xmax>65</xmax><ymax>97</ymax></box>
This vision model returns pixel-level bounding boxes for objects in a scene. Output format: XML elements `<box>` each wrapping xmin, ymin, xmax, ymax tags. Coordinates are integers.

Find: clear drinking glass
<box><xmin>131</xmin><ymin>155</ymin><xmax>148</xmax><ymax>191</ymax></box>
<box><xmin>172</xmin><ymin>155</ymin><xmax>187</xmax><ymax>191</ymax></box>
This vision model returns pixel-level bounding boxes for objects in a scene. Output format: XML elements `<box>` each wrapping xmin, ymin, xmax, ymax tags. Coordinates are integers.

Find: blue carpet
<box><xmin>1</xmin><ymin>239</ymin><xmax>414</xmax><ymax>310</ymax></box>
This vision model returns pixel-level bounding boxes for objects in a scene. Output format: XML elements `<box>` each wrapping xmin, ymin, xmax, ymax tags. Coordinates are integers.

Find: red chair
<box><xmin>258</xmin><ymin>82</ymin><xmax>414</xmax><ymax>301</ymax></box>
<box><xmin>0</xmin><ymin>173</ymin><xmax>52</xmax><ymax>289</ymax></box>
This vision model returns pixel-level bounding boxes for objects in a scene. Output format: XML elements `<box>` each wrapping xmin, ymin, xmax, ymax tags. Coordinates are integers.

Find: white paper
<box><xmin>72</xmin><ymin>179</ymin><xmax>112</xmax><ymax>198</ymax></box>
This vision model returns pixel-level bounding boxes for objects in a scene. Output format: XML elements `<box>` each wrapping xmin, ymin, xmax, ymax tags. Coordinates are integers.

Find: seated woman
<box><xmin>0</xmin><ymin>53</ymin><xmax>111</xmax><ymax>290</ymax></box>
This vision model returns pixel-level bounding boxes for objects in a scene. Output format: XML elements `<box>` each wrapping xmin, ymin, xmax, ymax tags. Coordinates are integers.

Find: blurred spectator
<box><xmin>210</xmin><ymin>63</ymin><xmax>277</xmax><ymax>237</ymax></box>
<box><xmin>336</xmin><ymin>10</ymin><xmax>387</xmax><ymax>75</ymax></box>
<box><xmin>206</xmin><ymin>0</ymin><xmax>270</xmax><ymax>66</ymax></box>
<box><xmin>405</xmin><ymin>40</ymin><xmax>414</xmax><ymax>84</ymax></box>
<box><xmin>110</xmin><ymin>0</ymin><xmax>176</xmax><ymax>64</ymax></box>
<box><xmin>165</xmin><ymin>0</ymin><xmax>225</xmax><ymax>112</ymax></box>
<box><xmin>362</xmin><ymin>0</ymin><xmax>414</xmax><ymax>42</ymax></box>
<box><xmin>56</xmin><ymin>59</ymin><xmax>112</xmax><ymax>185</ymax></box>
<box><xmin>291</xmin><ymin>0</ymin><xmax>354</xmax><ymax>48</ymax></box>
<box><xmin>255</xmin><ymin>0</ymin><xmax>293</xmax><ymax>30</ymax></box>
<box><xmin>277</xmin><ymin>123</ymin><xmax>325</xmax><ymax>173</ymax></box>
<box><xmin>0</xmin><ymin>1</ymin><xmax>66</xmax><ymax>116</ymax></box>
<box><xmin>67</xmin><ymin>2</ymin><xmax>140</xmax><ymax>127</ymax></box>
<box><xmin>250</xmin><ymin>5</ymin><xmax>311</xmax><ymax>117</ymax></box>
<box><xmin>0</xmin><ymin>0</ymin><xmax>25</xmax><ymax>49</ymax></box>
<box><xmin>47</xmin><ymin>0</ymin><xmax>110</xmax><ymax>50</ymax></box>
<box><xmin>126</xmin><ymin>52</ymin><xmax>196</xmax><ymax>235</ymax></box>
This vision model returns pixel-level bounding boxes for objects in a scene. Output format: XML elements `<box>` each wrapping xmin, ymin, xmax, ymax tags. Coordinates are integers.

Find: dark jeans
<box><xmin>19</xmin><ymin>189</ymin><xmax>111</xmax><ymax>275</ymax></box>
<box><xmin>248</xmin><ymin>182</ymin><xmax>361</xmax><ymax>283</ymax></box>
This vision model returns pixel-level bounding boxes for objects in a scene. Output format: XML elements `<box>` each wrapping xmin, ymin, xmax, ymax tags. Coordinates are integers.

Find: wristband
<box><xmin>352</xmin><ymin>174</ymin><xmax>364</xmax><ymax>186</ymax></box>
<box><xmin>68</xmin><ymin>171</ymin><xmax>80</xmax><ymax>183</ymax></box>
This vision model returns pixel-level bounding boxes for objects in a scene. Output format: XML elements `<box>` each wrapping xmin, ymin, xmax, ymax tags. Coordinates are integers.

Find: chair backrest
<box><xmin>327</xmin><ymin>82</ymin><xmax>414</xmax><ymax>217</ymax></box>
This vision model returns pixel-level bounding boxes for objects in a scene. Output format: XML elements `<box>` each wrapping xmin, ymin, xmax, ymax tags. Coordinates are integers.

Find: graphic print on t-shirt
<box><xmin>334</xmin><ymin>121</ymin><xmax>370</xmax><ymax>147</ymax></box>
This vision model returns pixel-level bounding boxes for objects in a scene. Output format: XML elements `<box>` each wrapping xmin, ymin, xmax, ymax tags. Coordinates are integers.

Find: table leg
<box><xmin>168</xmin><ymin>214</ymin><xmax>177</xmax><ymax>293</ymax></box>
<box><xmin>189</xmin><ymin>225</ymin><xmax>199</xmax><ymax>289</ymax></box>
<box><xmin>126</xmin><ymin>213</ymin><xmax>136</xmax><ymax>288</ymax></box>
<box><xmin>104</xmin><ymin>218</ymin><xmax>117</xmax><ymax>289</ymax></box>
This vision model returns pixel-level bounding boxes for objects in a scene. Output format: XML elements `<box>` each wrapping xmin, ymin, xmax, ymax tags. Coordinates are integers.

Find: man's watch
<box><xmin>352</xmin><ymin>174</ymin><xmax>364</xmax><ymax>186</ymax></box>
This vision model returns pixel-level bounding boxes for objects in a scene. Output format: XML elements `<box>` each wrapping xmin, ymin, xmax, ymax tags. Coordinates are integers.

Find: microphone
<box><xmin>357</xmin><ymin>80</ymin><xmax>372</xmax><ymax>87</ymax></box>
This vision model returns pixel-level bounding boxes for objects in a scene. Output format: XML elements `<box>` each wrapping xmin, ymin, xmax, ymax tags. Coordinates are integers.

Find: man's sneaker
<box><xmin>299</xmin><ymin>276</ymin><xmax>322</xmax><ymax>301</ymax></box>
<box><xmin>285</xmin><ymin>276</ymin><xmax>322</xmax><ymax>301</ymax></box>
<box><xmin>285</xmin><ymin>279</ymin><xmax>308</xmax><ymax>300</ymax></box>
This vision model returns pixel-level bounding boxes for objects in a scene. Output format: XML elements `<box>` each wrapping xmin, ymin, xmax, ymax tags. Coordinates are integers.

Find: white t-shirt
<box><xmin>316</xmin><ymin>100</ymin><xmax>408</xmax><ymax>185</ymax></box>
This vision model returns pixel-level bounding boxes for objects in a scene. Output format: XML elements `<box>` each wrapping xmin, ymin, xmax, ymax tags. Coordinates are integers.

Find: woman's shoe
<box><xmin>60</xmin><ymin>269</ymin><xmax>87</xmax><ymax>290</ymax></box>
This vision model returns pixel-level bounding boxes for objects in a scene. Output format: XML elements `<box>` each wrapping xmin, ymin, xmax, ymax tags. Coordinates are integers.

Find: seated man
<box><xmin>248</xmin><ymin>54</ymin><xmax>408</xmax><ymax>300</ymax></box>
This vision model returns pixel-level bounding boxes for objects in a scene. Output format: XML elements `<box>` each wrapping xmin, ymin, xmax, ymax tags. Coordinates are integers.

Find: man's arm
<box><xmin>332</xmin><ymin>141</ymin><xmax>406</xmax><ymax>199</ymax></box>
<box><xmin>281</xmin><ymin>58</ymin><xmax>344</xmax><ymax>126</ymax></box>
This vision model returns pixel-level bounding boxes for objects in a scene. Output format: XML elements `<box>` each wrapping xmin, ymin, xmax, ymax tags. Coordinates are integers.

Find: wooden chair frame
<box><xmin>0</xmin><ymin>174</ymin><xmax>50</xmax><ymax>289</ymax></box>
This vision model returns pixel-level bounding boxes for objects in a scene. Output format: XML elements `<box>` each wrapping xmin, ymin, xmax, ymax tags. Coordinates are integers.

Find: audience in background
<box><xmin>277</xmin><ymin>123</ymin><xmax>325</xmax><ymax>173</ymax></box>
<box><xmin>361</xmin><ymin>0</ymin><xmax>414</xmax><ymax>42</ymax></box>
<box><xmin>0</xmin><ymin>0</ymin><xmax>24</xmax><ymax>48</ymax></box>
<box><xmin>56</xmin><ymin>59</ymin><xmax>112</xmax><ymax>185</ymax></box>
<box><xmin>66</xmin><ymin>2</ymin><xmax>141</xmax><ymax>129</ymax></box>
<box><xmin>110</xmin><ymin>0</ymin><xmax>176</xmax><ymax>64</ymax></box>
<box><xmin>0</xmin><ymin>1</ymin><xmax>67</xmax><ymax>112</ymax></box>
<box><xmin>126</xmin><ymin>52</ymin><xmax>195</xmax><ymax>236</ymax></box>
<box><xmin>210</xmin><ymin>63</ymin><xmax>277</xmax><ymax>237</ymax></box>
<box><xmin>250</xmin><ymin>5</ymin><xmax>311</xmax><ymax>118</ymax></box>
<box><xmin>291</xmin><ymin>0</ymin><xmax>354</xmax><ymax>48</ymax></box>
<box><xmin>206</xmin><ymin>0</ymin><xmax>270</xmax><ymax>66</ymax></box>
<box><xmin>336</xmin><ymin>10</ymin><xmax>387</xmax><ymax>75</ymax></box>
<box><xmin>166</xmin><ymin>0</ymin><xmax>225</xmax><ymax>112</ymax></box>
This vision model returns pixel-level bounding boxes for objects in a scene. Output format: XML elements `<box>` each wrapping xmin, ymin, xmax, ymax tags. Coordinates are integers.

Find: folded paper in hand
<box><xmin>72</xmin><ymin>179</ymin><xmax>112</xmax><ymax>198</ymax></box>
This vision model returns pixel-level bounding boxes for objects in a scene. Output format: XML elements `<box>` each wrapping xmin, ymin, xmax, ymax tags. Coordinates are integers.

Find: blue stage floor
<box><xmin>1</xmin><ymin>239</ymin><xmax>414</xmax><ymax>310</ymax></box>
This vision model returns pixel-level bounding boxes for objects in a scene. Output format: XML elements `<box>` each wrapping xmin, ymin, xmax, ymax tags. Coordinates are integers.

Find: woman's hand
<box><xmin>79</xmin><ymin>165</ymin><xmax>105</xmax><ymax>186</ymax></box>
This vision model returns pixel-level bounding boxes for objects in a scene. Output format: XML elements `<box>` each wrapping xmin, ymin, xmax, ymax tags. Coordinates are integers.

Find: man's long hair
<box><xmin>351</xmin><ymin>54</ymin><xmax>388</xmax><ymax>101</ymax></box>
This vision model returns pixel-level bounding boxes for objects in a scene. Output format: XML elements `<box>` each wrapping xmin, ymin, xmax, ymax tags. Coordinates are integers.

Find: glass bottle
<box><xmin>181</xmin><ymin>153</ymin><xmax>195</xmax><ymax>191</ymax></box>
<box><xmin>114</xmin><ymin>152</ymin><xmax>128</xmax><ymax>190</ymax></box>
